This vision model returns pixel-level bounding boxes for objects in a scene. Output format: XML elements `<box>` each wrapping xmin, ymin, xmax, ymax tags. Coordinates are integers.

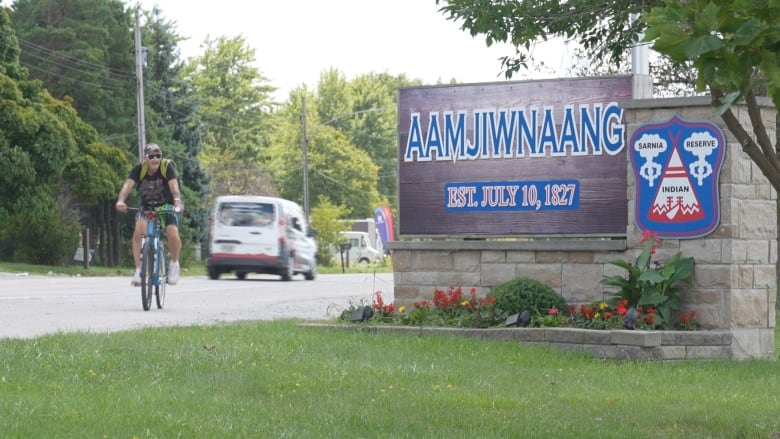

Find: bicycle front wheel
<box><xmin>155</xmin><ymin>248</ymin><xmax>166</xmax><ymax>309</ymax></box>
<box><xmin>140</xmin><ymin>239</ymin><xmax>155</xmax><ymax>311</ymax></box>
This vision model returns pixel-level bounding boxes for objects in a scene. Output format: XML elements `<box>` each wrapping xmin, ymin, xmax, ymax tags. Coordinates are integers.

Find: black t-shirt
<box><xmin>127</xmin><ymin>160</ymin><xmax>179</xmax><ymax>207</ymax></box>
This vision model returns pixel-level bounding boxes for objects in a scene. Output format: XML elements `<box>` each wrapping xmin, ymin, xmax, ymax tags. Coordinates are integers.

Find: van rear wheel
<box><xmin>208</xmin><ymin>268</ymin><xmax>220</xmax><ymax>280</ymax></box>
<box><xmin>280</xmin><ymin>255</ymin><xmax>293</xmax><ymax>281</ymax></box>
<box><xmin>236</xmin><ymin>271</ymin><xmax>247</xmax><ymax>280</ymax></box>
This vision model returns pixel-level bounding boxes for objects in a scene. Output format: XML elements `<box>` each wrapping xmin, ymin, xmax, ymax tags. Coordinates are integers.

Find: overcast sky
<box><xmin>136</xmin><ymin>0</ymin><xmax>572</xmax><ymax>100</ymax></box>
<box><xmin>0</xmin><ymin>0</ymin><xmax>572</xmax><ymax>99</ymax></box>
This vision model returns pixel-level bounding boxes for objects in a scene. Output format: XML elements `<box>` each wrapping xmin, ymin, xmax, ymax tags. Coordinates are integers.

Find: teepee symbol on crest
<box><xmin>648</xmin><ymin>147</ymin><xmax>704</xmax><ymax>222</ymax></box>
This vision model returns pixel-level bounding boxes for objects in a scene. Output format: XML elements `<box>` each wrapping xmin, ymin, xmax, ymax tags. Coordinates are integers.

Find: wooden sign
<box><xmin>397</xmin><ymin>76</ymin><xmax>633</xmax><ymax>236</ymax></box>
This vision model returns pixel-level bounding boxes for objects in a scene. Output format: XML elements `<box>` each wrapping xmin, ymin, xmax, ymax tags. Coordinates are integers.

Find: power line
<box><xmin>21</xmin><ymin>59</ymin><xmax>130</xmax><ymax>91</ymax></box>
<box><xmin>16</xmin><ymin>37</ymin><xmax>134</xmax><ymax>80</ymax></box>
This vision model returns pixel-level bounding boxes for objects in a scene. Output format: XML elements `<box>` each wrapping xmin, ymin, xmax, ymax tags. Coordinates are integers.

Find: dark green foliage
<box><xmin>488</xmin><ymin>277</ymin><xmax>567</xmax><ymax>317</ymax></box>
<box><xmin>7</xmin><ymin>188</ymin><xmax>80</xmax><ymax>265</ymax></box>
<box><xmin>10</xmin><ymin>0</ymin><xmax>136</xmax><ymax>142</ymax></box>
<box><xmin>0</xmin><ymin>8</ymin><xmax>23</xmax><ymax>80</ymax></box>
<box><xmin>436</xmin><ymin>0</ymin><xmax>659</xmax><ymax>79</ymax></box>
<box><xmin>0</xmin><ymin>4</ymin><xmax>129</xmax><ymax>266</ymax></box>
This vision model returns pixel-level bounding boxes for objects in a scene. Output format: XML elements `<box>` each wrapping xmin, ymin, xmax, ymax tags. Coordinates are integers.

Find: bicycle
<box><xmin>128</xmin><ymin>205</ymin><xmax>179</xmax><ymax>311</ymax></box>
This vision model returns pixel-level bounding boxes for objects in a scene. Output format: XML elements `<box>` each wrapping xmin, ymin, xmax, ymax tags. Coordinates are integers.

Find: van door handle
<box><xmin>250</xmin><ymin>231</ymin><xmax>262</xmax><ymax>235</ymax></box>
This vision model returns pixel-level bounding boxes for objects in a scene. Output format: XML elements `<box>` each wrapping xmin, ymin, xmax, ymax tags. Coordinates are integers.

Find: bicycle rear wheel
<box><xmin>155</xmin><ymin>248</ymin><xmax>166</xmax><ymax>309</ymax></box>
<box><xmin>140</xmin><ymin>239</ymin><xmax>154</xmax><ymax>311</ymax></box>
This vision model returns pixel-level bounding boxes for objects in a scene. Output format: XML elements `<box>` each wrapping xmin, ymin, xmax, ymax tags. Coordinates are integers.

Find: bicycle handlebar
<box><xmin>125</xmin><ymin>206</ymin><xmax>183</xmax><ymax>214</ymax></box>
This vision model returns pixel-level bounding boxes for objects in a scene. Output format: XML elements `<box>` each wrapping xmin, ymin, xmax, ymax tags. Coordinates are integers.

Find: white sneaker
<box><xmin>168</xmin><ymin>262</ymin><xmax>180</xmax><ymax>285</ymax></box>
<box><xmin>131</xmin><ymin>269</ymin><xmax>141</xmax><ymax>286</ymax></box>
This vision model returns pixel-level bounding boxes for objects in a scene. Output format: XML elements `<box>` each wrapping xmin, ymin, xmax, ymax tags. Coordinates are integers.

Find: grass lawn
<box><xmin>0</xmin><ymin>318</ymin><xmax>778</xmax><ymax>438</ymax></box>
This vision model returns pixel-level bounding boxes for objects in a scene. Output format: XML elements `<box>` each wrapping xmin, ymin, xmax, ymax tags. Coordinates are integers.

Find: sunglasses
<box><xmin>146</xmin><ymin>154</ymin><xmax>162</xmax><ymax>159</ymax></box>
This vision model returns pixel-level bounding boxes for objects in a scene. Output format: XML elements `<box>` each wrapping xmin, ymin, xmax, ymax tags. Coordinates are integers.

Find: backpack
<box><xmin>140</xmin><ymin>158</ymin><xmax>172</xmax><ymax>180</ymax></box>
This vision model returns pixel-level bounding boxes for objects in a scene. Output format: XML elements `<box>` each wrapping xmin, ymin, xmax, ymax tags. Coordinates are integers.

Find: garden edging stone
<box><xmin>301</xmin><ymin>323</ymin><xmax>734</xmax><ymax>360</ymax></box>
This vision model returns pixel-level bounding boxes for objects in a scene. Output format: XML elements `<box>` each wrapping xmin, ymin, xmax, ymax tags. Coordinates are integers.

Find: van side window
<box><xmin>291</xmin><ymin>217</ymin><xmax>303</xmax><ymax>232</ymax></box>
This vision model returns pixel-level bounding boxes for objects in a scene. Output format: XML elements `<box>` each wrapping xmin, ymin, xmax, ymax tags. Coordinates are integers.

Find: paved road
<box><xmin>0</xmin><ymin>272</ymin><xmax>394</xmax><ymax>340</ymax></box>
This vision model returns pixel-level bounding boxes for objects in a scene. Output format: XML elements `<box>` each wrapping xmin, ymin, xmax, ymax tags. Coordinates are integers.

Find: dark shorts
<box><xmin>137</xmin><ymin>205</ymin><xmax>179</xmax><ymax>228</ymax></box>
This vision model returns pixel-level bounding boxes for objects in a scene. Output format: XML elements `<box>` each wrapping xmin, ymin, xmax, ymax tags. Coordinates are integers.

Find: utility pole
<box><xmin>630</xmin><ymin>13</ymin><xmax>652</xmax><ymax>99</ymax></box>
<box><xmin>301</xmin><ymin>96</ymin><xmax>309</xmax><ymax>220</ymax></box>
<box><xmin>134</xmin><ymin>7</ymin><xmax>146</xmax><ymax>162</ymax></box>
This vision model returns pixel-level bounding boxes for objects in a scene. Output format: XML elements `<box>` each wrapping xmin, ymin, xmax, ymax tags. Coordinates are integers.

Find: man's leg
<box><xmin>130</xmin><ymin>218</ymin><xmax>146</xmax><ymax>285</ymax></box>
<box><xmin>166</xmin><ymin>224</ymin><xmax>181</xmax><ymax>263</ymax></box>
<box><xmin>166</xmin><ymin>224</ymin><xmax>182</xmax><ymax>284</ymax></box>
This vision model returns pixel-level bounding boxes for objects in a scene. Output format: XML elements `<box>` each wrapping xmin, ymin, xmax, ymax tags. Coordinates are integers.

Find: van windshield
<box><xmin>218</xmin><ymin>202</ymin><xmax>275</xmax><ymax>227</ymax></box>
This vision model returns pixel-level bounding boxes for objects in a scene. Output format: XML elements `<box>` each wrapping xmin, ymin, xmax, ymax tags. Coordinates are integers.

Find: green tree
<box><xmin>311</xmin><ymin>69</ymin><xmax>420</xmax><ymax>208</ymax></box>
<box><xmin>436</xmin><ymin>0</ymin><xmax>660</xmax><ymax>78</ymax></box>
<box><xmin>309</xmin><ymin>195</ymin><xmax>351</xmax><ymax>267</ymax></box>
<box><xmin>644</xmin><ymin>1</ymin><xmax>780</xmax><ymax>190</ymax></box>
<box><xmin>268</xmin><ymin>89</ymin><xmax>383</xmax><ymax>220</ymax></box>
<box><xmin>0</xmin><ymin>7</ymin><xmax>128</xmax><ymax>264</ymax></box>
<box><xmin>340</xmin><ymin>73</ymin><xmax>412</xmax><ymax>203</ymax></box>
<box><xmin>183</xmin><ymin>35</ymin><xmax>278</xmax><ymax>205</ymax></box>
<box><xmin>10</xmin><ymin>0</ymin><xmax>136</xmax><ymax>146</ymax></box>
<box><xmin>183</xmin><ymin>35</ymin><xmax>276</xmax><ymax>160</ymax></box>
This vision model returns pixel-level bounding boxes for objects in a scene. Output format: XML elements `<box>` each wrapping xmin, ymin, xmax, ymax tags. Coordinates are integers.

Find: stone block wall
<box><xmin>387</xmin><ymin>96</ymin><xmax>777</xmax><ymax>360</ymax></box>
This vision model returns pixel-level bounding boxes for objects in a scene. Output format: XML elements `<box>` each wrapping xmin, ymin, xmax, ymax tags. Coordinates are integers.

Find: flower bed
<box><xmin>326</xmin><ymin>234</ymin><xmax>729</xmax><ymax>360</ymax></box>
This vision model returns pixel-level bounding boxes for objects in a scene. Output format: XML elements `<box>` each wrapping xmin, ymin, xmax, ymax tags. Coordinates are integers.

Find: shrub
<box><xmin>488</xmin><ymin>277</ymin><xmax>567</xmax><ymax>319</ymax></box>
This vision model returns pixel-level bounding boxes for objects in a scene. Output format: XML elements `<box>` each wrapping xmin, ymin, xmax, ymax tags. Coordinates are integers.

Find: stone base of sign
<box><xmin>301</xmin><ymin>323</ymin><xmax>736</xmax><ymax>360</ymax></box>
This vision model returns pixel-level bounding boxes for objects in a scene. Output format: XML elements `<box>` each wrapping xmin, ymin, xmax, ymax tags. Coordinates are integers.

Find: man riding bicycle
<box><xmin>115</xmin><ymin>143</ymin><xmax>184</xmax><ymax>286</ymax></box>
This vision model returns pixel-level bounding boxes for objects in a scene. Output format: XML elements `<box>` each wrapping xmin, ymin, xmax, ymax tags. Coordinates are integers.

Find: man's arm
<box><xmin>169</xmin><ymin>178</ymin><xmax>184</xmax><ymax>211</ymax></box>
<box><xmin>115</xmin><ymin>179</ymin><xmax>135</xmax><ymax>213</ymax></box>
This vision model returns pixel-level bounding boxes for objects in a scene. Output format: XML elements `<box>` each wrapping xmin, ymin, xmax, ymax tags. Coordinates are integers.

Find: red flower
<box><xmin>677</xmin><ymin>310</ymin><xmax>696</xmax><ymax>324</ymax></box>
<box><xmin>433</xmin><ymin>286</ymin><xmax>464</xmax><ymax>311</ymax></box>
<box><xmin>371</xmin><ymin>291</ymin><xmax>385</xmax><ymax>311</ymax></box>
<box><xmin>549</xmin><ymin>307</ymin><xmax>559</xmax><ymax>316</ymax></box>
<box><xmin>481</xmin><ymin>296</ymin><xmax>496</xmax><ymax>307</ymax></box>
<box><xmin>616</xmin><ymin>299</ymin><xmax>628</xmax><ymax>316</ymax></box>
<box><xmin>579</xmin><ymin>304</ymin><xmax>596</xmax><ymax>320</ymax></box>
<box><xmin>643</xmin><ymin>307</ymin><xmax>655</xmax><ymax>325</ymax></box>
<box><xmin>413</xmin><ymin>300</ymin><xmax>430</xmax><ymax>310</ymax></box>
<box><xmin>640</xmin><ymin>230</ymin><xmax>661</xmax><ymax>255</ymax></box>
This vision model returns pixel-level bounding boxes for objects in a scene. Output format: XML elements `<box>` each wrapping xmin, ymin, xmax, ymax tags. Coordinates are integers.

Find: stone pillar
<box><xmin>622</xmin><ymin>97</ymin><xmax>777</xmax><ymax>359</ymax></box>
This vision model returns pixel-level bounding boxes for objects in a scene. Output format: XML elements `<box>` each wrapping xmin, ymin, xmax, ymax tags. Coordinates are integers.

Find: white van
<box><xmin>333</xmin><ymin>231</ymin><xmax>383</xmax><ymax>266</ymax></box>
<box><xmin>206</xmin><ymin>195</ymin><xmax>317</xmax><ymax>281</ymax></box>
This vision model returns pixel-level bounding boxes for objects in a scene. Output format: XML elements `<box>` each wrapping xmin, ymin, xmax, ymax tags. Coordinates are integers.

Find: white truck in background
<box><xmin>334</xmin><ymin>230</ymin><xmax>383</xmax><ymax>266</ymax></box>
<box><xmin>342</xmin><ymin>218</ymin><xmax>385</xmax><ymax>255</ymax></box>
